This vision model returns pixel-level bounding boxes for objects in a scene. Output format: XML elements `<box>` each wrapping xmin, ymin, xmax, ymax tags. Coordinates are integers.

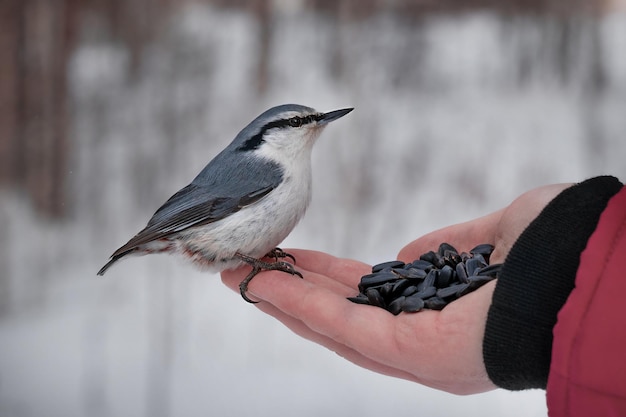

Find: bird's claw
<box><xmin>235</xmin><ymin>252</ymin><xmax>303</xmax><ymax>303</ymax></box>
<box><xmin>239</xmin><ymin>274</ymin><xmax>260</xmax><ymax>304</ymax></box>
<box><xmin>265</xmin><ymin>247</ymin><xmax>297</xmax><ymax>264</ymax></box>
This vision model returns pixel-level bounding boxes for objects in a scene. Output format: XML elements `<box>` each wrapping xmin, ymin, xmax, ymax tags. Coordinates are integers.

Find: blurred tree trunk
<box><xmin>0</xmin><ymin>0</ymin><xmax>75</xmax><ymax>219</ymax></box>
<box><xmin>0</xmin><ymin>2</ymin><xmax>21</xmax><ymax>196</ymax></box>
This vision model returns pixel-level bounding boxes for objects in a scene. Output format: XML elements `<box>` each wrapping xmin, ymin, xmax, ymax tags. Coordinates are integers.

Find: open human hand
<box><xmin>221</xmin><ymin>183</ymin><xmax>571</xmax><ymax>394</ymax></box>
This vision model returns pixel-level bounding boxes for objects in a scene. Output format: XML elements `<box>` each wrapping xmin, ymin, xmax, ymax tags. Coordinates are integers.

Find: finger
<box><xmin>397</xmin><ymin>209</ymin><xmax>505</xmax><ymax>261</ymax></box>
<box><xmin>277</xmin><ymin>249</ymin><xmax>371</xmax><ymax>288</ymax></box>
<box><xmin>490</xmin><ymin>183</ymin><xmax>573</xmax><ymax>263</ymax></box>
<box><xmin>250</xmin><ymin>299</ymin><xmax>425</xmax><ymax>385</ymax></box>
<box><xmin>235</xmin><ymin>267</ymin><xmax>438</xmax><ymax>367</ymax></box>
<box><xmin>221</xmin><ymin>250</ymin><xmax>370</xmax><ymax>295</ymax></box>
<box><xmin>222</xmin><ymin>267</ymin><xmax>426</xmax><ymax>383</ymax></box>
<box><xmin>221</xmin><ymin>264</ymin><xmax>360</xmax><ymax>301</ymax></box>
<box><xmin>221</xmin><ymin>268</ymin><xmax>426</xmax><ymax>382</ymax></box>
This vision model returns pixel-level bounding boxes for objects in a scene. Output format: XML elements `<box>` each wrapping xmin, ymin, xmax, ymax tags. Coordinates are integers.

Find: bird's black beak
<box><xmin>317</xmin><ymin>108</ymin><xmax>354</xmax><ymax>125</ymax></box>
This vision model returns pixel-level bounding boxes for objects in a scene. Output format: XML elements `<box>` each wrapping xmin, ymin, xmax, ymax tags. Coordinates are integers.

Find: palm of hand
<box><xmin>221</xmin><ymin>183</ymin><xmax>570</xmax><ymax>394</ymax></box>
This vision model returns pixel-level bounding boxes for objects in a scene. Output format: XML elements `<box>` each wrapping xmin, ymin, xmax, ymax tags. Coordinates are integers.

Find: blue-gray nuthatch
<box><xmin>97</xmin><ymin>104</ymin><xmax>353</xmax><ymax>302</ymax></box>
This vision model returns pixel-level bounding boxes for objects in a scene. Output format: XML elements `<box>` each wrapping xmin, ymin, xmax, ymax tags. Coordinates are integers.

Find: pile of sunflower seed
<box><xmin>348</xmin><ymin>243</ymin><xmax>502</xmax><ymax>315</ymax></box>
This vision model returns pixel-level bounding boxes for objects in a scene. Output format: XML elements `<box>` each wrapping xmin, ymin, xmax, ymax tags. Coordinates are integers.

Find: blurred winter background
<box><xmin>1</xmin><ymin>0</ymin><xmax>625</xmax><ymax>416</ymax></box>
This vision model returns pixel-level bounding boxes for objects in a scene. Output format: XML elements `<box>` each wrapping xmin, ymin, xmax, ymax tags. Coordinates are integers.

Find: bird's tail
<box><xmin>97</xmin><ymin>251</ymin><xmax>133</xmax><ymax>276</ymax></box>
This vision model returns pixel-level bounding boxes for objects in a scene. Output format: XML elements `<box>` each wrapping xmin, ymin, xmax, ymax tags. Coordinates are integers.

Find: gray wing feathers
<box><xmin>104</xmin><ymin>156</ymin><xmax>283</xmax><ymax>261</ymax></box>
<box><xmin>107</xmin><ymin>184</ymin><xmax>274</xmax><ymax>258</ymax></box>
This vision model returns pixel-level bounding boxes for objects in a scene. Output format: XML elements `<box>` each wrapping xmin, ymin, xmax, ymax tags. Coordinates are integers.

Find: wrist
<box><xmin>482</xmin><ymin>176</ymin><xmax>623</xmax><ymax>390</ymax></box>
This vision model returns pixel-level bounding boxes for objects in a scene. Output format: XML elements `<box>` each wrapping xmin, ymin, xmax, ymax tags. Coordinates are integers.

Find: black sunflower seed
<box><xmin>365</xmin><ymin>288</ymin><xmax>386</xmax><ymax>308</ymax></box>
<box><xmin>467</xmin><ymin>275</ymin><xmax>496</xmax><ymax>290</ymax></box>
<box><xmin>470</xmin><ymin>243</ymin><xmax>494</xmax><ymax>256</ymax></box>
<box><xmin>424</xmin><ymin>296</ymin><xmax>447</xmax><ymax>310</ymax></box>
<box><xmin>358</xmin><ymin>271</ymin><xmax>399</xmax><ymax>292</ymax></box>
<box><xmin>418</xmin><ymin>269</ymin><xmax>437</xmax><ymax>291</ymax></box>
<box><xmin>419</xmin><ymin>251</ymin><xmax>439</xmax><ymax>265</ymax></box>
<box><xmin>391</xmin><ymin>279</ymin><xmax>414</xmax><ymax>296</ymax></box>
<box><xmin>401</xmin><ymin>285</ymin><xmax>419</xmax><ymax>297</ymax></box>
<box><xmin>347</xmin><ymin>295</ymin><xmax>370</xmax><ymax>305</ymax></box>
<box><xmin>388</xmin><ymin>297</ymin><xmax>405</xmax><ymax>316</ymax></box>
<box><xmin>465</xmin><ymin>258</ymin><xmax>484</xmax><ymax>276</ymax></box>
<box><xmin>437</xmin><ymin>265</ymin><xmax>455</xmax><ymax>287</ymax></box>
<box><xmin>455</xmin><ymin>262</ymin><xmax>468</xmax><ymax>284</ymax></box>
<box><xmin>372</xmin><ymin>260</ymin><xmax>405</xmax><ymax>273</ymax></box>
<box><xmin>475</xmin><ymin>263</ymin><xmax>502</xmax><ymax>277</ymax></box>
<box><xmin>436</xmin><ymin>283</ymin><xmax>470</xmax><ymax>299</ymax></box>
<box><xmin>394</xmin><ymin>267</ymin><xmax>427</xmax><ymax>279</ymax></box>
<box><xmin>401</xmin><ymin>295</ymin><xmax>425</xmax><ymax>313</ymax></box>
<box><xmin>408</xmin><ymin>260</ymin><xmax>434</xmax><ymax>271</ymax></box>
<box><xmin>437</xmin><ymin>243</ymin><xmax>458</xmax><ymax>257</ymax></box>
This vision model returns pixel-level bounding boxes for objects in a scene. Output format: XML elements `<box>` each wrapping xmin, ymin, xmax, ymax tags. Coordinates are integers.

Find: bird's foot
<box><xmin>264</xmin><ymin>247</ymin><xmax>296</xmax><ymax>264</ymax></box>
<box><xmin>235</xmin><ymin>252</ymin><xmax>303</xmax><ymax>304</ymax></box>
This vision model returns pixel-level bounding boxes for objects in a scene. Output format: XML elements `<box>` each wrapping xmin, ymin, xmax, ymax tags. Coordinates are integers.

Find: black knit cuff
<box><xmin>483</xmin><ymin>176</ymin><xmax>623</xmax><ymax>390</ymax></box>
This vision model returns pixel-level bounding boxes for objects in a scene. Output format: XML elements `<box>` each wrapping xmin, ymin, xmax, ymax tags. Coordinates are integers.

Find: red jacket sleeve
<box><xmin>483</xmin><ymin>177</ymin><xmax>623</xmax><ymax>391</ymax></box>
<box><xmin>547</xmin><ymin>185</ymin><xmax>626</xmax><ymax>416</ymax></box>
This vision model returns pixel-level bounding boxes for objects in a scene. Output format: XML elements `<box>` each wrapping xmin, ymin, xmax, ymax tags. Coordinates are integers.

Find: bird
<box><xmin>97</xmin><ymin>104</ymin><xmax>353</xmax><ymax>302</ymax></box>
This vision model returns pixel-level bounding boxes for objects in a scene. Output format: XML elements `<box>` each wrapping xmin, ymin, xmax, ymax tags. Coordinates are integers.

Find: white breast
<box><xmin>172</xmin><ymin>156</ymin><xmax>313</xmax><ymax>272</ymax></box>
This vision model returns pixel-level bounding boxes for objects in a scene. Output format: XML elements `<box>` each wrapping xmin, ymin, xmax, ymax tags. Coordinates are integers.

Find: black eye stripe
<box><xmin>237</xmin><ymin>114</ymin><xmax>319</xmax><ymax>152</ymax></box>
<box><xmin>265</xmin><ymin>114</ymin><xmax>317</xmax><ymax>130</ymax></box>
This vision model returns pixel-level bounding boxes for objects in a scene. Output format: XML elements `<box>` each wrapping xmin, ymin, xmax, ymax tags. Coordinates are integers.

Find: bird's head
<box><xmin>231</xmin><ymin>104</ymin><xmax>353</xmax><ymax>164</ymax></box>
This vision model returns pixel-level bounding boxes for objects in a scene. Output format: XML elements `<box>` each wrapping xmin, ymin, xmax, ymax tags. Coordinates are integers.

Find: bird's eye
<box><xmin>288</xmin><ymin>117</ymin><xmax>302</xmax><ymax>127</ymax></box>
